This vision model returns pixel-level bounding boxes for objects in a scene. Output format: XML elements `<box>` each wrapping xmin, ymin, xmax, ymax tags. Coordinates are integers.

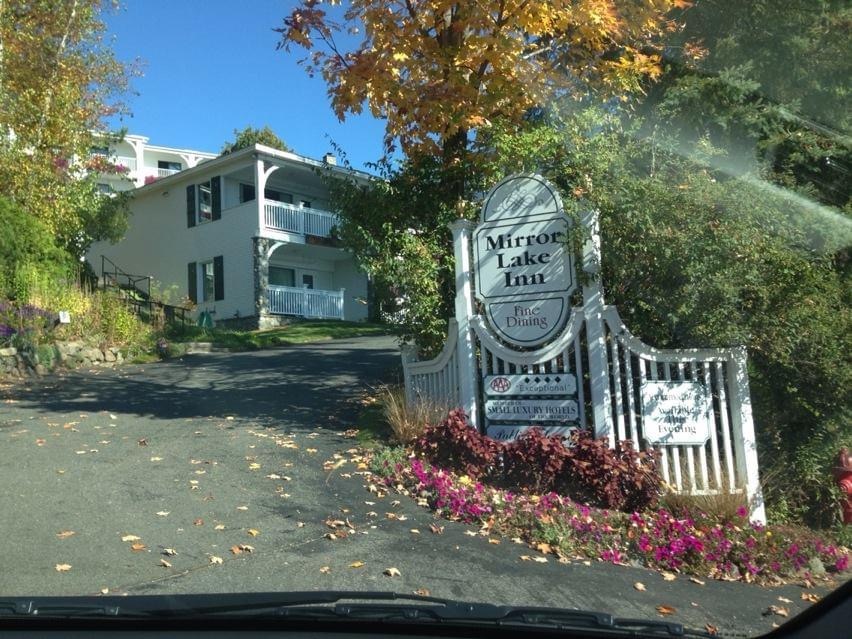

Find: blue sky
<box><xmin>104</xmin><ymin>0</ymin><xmax>386</xmax><ymax>171</ymax></box>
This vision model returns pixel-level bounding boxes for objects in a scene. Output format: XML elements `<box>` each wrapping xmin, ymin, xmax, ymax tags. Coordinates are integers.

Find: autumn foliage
<box><xmin>278</xmin><ymin>0</ymin><xmax>683</xmax><ymax>157</ymax></box>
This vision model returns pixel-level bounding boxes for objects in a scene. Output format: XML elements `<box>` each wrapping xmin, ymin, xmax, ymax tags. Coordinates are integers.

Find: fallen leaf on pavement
<box><xmin>56</xmin><ymin>530</ymin><xmax>75</xmax><ymax>539</ymax></box>
<box><xmin>121</xmin><ymin>534</ymin><xmax>141</xmax><ymax>542</ymax></box>
<box><xmin>764</xmin><ymin>605</ymin><xmax>789</xmax><ymax>618</ymax></box>
<box><xmin>55</xmin><ymin>563</ymin><xmax>72</xmax><ymax>572</ymax></box>
<box><xmin>520</xmin><ymin>555</ymin><xmax>532</xmax><ymax>561</ymax></box>
<box><xmin>464</xmin><ymin>530</ymin><xmax>477</xmax><ymax>536</ymax></box>
<box><xmin>150</xmin><ymin>456</ymin><xmax>163</xmax><ymax>462</ymax></box>
<box><xmin>36</xmin><ymin>438</ymin><xmax>46</xmax><ymax>446</ymax></box>
<box><xmin>193</xmin><ymin>518</ymin><xmax>204</xmax><ymax>526</ymax></box>
<box><xmin>230</xmin><ymin>545</ymin><xmax>243</xmax><ymax>555</ymax></box>
<box><xmin>656</xmin><ymin>605</ymin><xmax>676</xmax><ymax>616</ymax></box>
<box><xmin>801</xmin><ymin>592</ymin><xmax>821</xmax><ymax>603</ymax></box>
<box><xmin>236</xmin><ymin>506</ymin><xmax>248</xmax><ymax>511</ymax></box>
<box><xmin>429</xmin><ymin>523</ymin><xmax>444</xmax><ymax>535</ymax></box>
<box><xmin>247</xmin><ymin>529</ymin><xmax>260</xmax><ymax>537</ymax></box>
<box><xmin>130</xmin><ymin>542</ymin><xmax>146</xmax><ymax>552</ymax></box>
<box><xmin>209</xmin><ymin>556</ymin><xmax>223</xmax><ymax>565</ymax></box>
<box><xmin>214</xmin><ymin>524</ymin><xmax>225</xmax><ymax>531</ymax></box>
<box><xmin>488</xmin><ymin>538</ymin><xmax>501</xmax><ymax>545</ymax></box>
<box><xmin>100</xmin><ymin>588</ymin><xmax>109</xmax><ymax>595</ymax></box>
<box><xmin>163</xmin><ymin>548</ymin><xmax>177</xmax><ymax>556</ymax></box>
<box><xmin>383</xmin><ymin>567</ymin><xmax>401</xmax><ymax>577</ymax></box>
<box><xmin>634</xmin><ymin>582</ymin><xmax>646</xmax><ymax>592</ymax></box>
<box><xmin>265</xmin><ymin>474</ymin><xmax>281</xmax><ymax>480</ymax></box>
<box><xmin>156</xmin><ymin>511</ymin><xmax>170</xmax><ymax>517</ymax></box>
<box><xmin>661</xmin><ymin>572</ymin><xmax>677</xmax><ymax>581</ymax></box>
<box><xmin>319</xmin><ymin>566</ymin><xmax>331</xmax><ymax>574</ymax></box>
<box><xmin>414</xmin><ymin>588</ymin><xmax>431</xmax><ymax>596</ymax></box>
<box><xmin>137</xmin><ymin>439</ymin><xmax>147</xmax><ymax>446</ymax></box>
<box><xmin>349</xmin><ymin>561</ymin><xmax>365</xmax><ymax>568</ymax></box>
<box><xmin>248</xmin><ymin>463</ymin><xmax>261</xmax><ymax>470</ymax></box>
<box><xmin>689</xmin><ymin>577</ymin><xmax>705</xmax><ymax>586</ymax></box>
<box><xmin>705</xmin><ymin>623</ymin><xmax>718</xmax><ymax>635</ymax></box>
<box><xmin>410</xmin><ymin>529</ymin><xmax>420</xmax><ymax>535</ymax></box>
<box><xmin>532</xmin><ymin>557</ymin><xmax>548</xmax><ymax>563</ymax></box>
<box><xmin>159</xmin><ymin>559</ymin><xmax>172</xmax><ymax>568</ymax></box>
<box><xmin>778</xmin><ymin>596</ymin><xmax>793</xmax><ymax>604</ymax></box>
<box><xmin>306</xmin><ymin>448</ymin><xmax>318</xmax><ymax>454</ymax></box>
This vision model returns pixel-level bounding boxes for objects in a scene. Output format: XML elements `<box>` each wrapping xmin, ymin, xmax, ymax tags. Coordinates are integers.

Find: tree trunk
<box><xmin>440</xmin><ymin>127</ymin><xmax>468</xmax><ymax>205</ymax></box>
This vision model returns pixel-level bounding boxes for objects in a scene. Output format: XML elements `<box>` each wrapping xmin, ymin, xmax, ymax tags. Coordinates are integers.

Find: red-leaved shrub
<box><xmin>414</xmin><ymin>412</ymin><xmax>662</xmax><ymax>513</ymax></box>
<box><xmin>413</xmin><ymin>409</ymin><xmax>499</xmax><ymax>479</ymax></box>
<box><xmin>502</xmin><ymin>427</ymin><xmax>571</xmax><ymax>493</ymax></box>
<box><xmin>562</xmin><ymin>430</ymin><xmax>662</xmax><ymax>512</ymax></box>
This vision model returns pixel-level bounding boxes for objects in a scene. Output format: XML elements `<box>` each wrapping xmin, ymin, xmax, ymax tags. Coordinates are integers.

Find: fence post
<box><xmin>400</xmin><ymin>344</ymin><xmax>418</xmax><ymax>405</ymax></box>
<box><xmin>580</xmin><ymin>208</ymin><xmax>614</xmax><ymax>446</ymax></box>
<box><xmin>449</xmin><ymin>219</ymin><xmax>479</xmax><ymax>430</ymax></box>
<box><xmin>727</xmin><ymin>347</ymin><xmax>766</xmax><ymax>524</ymax></box>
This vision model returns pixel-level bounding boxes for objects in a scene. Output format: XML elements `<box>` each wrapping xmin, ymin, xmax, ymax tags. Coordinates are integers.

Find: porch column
<box><xmin>253</xmin><ymin>237</ymin><xmax>272</xmax><ymax>324</ymax></box>
<box><xmin>254</xmin><ymin>158</ymin><xmax>266</xmax><ymax>235</ymax></box>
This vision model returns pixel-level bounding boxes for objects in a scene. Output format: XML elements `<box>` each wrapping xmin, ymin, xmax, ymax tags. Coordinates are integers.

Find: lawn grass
<box><xmin>164</xmin><ymin>319</ymin><xmax>394</xmax><ymax>351</ymax></box>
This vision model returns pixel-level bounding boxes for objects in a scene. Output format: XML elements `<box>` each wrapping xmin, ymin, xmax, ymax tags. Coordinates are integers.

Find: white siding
<box><xmin>87</xmin><ymin>178</ymin><xmax>258</xmax><ymax>322</ymax></box>
<box><xmin>333</xmin><ymin>256</ymin><xmax>369</xmax><ymax>321</ymax></box>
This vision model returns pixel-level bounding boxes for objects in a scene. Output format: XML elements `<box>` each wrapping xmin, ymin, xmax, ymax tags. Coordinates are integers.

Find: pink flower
<box><xmin>736</xmin><ymin>506</ymin><xmax>748</xmax><ymax>518</ymax></box>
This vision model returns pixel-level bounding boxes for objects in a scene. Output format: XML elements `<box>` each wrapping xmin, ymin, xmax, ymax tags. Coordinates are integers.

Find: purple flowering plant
<box><xmin>374</xmin><ymin>452</ymin><xmax>850</xmax><ymax>586</ymax></box>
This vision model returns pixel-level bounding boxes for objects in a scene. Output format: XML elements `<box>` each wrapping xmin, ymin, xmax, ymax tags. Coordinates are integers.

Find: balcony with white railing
<box><xmin>263</xmin><ymin>200</ymin><xmax>340</xmax><ymax>239</ymax></box>
<box><xmin>267</xmin><ymin>285</ymin><xmax>344</xmax><ymax>320</ymax></box>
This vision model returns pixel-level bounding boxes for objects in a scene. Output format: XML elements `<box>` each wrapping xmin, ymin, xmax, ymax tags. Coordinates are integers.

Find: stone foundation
<box><xmin>0</xmin><ymin>341</ymin><xmax>125</xmax><ymax>378</ymax></box>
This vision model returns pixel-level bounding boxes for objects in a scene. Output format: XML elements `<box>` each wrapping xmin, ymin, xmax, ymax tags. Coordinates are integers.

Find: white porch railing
<box><xmin>156</xmin><ymin>167</ymin><xmax>180</xmax><ymax>178</ymax></box>
<box><xmin>267</xmin><ymin>285</ymin><xmax>345</xmax><ymax>320</ymax></box>
<box><xmin>263</xmin><ymin>200</ymin><xmax>339</xmax><ymax>238</ymax></box>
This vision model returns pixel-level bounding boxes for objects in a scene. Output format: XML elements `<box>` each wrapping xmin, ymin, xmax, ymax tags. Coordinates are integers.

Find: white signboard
<box><xmin>484</xmin><ymin>373</ymin><xmax>576</xmax><ymax>397</ymax></box>
<box><xmin>487</xmin><ymin>425</ymin><xmax>578</xmax><ymax>442</ymax></box>
<box><xmin>640</xmin><ymin>381</ymin><xmax>712</xmax><ymax>446</ymax></box>
<box><xmin>472</xmin><ymin>175</ymin><xmax>576</xmax><ymax>348</ymax></box>
<box><xmin>485</xmin><ymin>399</ymin><xmax>579</xmax><ymax>422</ymax></box>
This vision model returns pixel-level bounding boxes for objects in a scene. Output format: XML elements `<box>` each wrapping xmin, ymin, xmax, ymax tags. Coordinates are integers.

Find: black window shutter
<box><xmin>186</xmin><ymin>185</ymin><xmax>196</xmax><ymax>228</ymax></box>
<box><xmin>187</xmin><ymin>262</ymin><xmax>197</xmax><ymax>303</ymax></box>
<box><xmin>213</xmin><ymin>255</ymin><xmax>224</xmax><ymax>301</ymax></box>
<box><xmin>211</xmin><ymin>176</ymin><xmax>221</xmax><ymax>220</ymax></box>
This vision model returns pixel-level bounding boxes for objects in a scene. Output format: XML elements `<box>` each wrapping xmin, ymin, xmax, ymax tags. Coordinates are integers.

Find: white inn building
<box><xmin>86</xmin><ymin>138</ymin><xmax>371</xmax><ymax>327</ymax></box>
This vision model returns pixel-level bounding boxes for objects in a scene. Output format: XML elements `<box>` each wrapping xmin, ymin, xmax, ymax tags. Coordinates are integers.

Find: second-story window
<box><xmin>186</xmin><ymin>176</ymin><xmax>221</xmax><ymax>227</ymax></box>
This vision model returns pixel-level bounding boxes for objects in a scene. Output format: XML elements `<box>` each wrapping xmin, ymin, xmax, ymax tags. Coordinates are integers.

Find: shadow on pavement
<box><xmin>6</xmin><ymin>337</ymin><xmax>401</xmax><ymax>430</ymax></box>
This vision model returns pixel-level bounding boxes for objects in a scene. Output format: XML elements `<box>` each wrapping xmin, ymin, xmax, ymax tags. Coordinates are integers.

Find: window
<box><xmin>90</xmin><ymin>145</ymin><xmax>109</xmax><ymax>157</ymax></box>
<box><xmin>198</xmin><ymin>182</ymin><xmax>213</xmax><ymax>222</ymax></box>
<box><xmin>266</xmin><ymin>189</ymin><xmax>293</xmax><ymax>204</ymax></box>
<box><xmin>157</xmin><ymin>160</ymin><xmax>182</xmax><ymax>171</ymax></box>
<box><xmin>96</xmin><ymin>182</ymin><xmax>112</xmax><ymax>194</ymax></box>
<box><xmin>187</xmin><ymin>256</ymin><xmax>223</xmax><ymax>303</ymax></box>
<box><xmin>186</xmin><ymin>177</ymin><xmax>221</xmax><ymax>227</ymax></box>
<box><xmin>239</xmin><ymin>183</ymin><xmax>255</xmax><ymax>203</ymax></box>
<box><xmin>302</xmin><ymin>274</ymin><xmax>314</xmax><ymax>289</ymax></box>
<box><xmin>269</xmin><ymin>266</ymin><xmax>295</xmax><ymax>287</ymax></box>
<box><xmin>300</xmin><ymin>199</ymin><xmax>311</xmax><ymax>208</ymax></box>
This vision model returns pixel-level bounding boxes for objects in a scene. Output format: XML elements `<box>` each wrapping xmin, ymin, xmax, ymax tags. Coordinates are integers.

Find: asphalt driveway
<box><xmin>0</xmin><ymin>336</ymin><xmax>832</xmax><ymax>634</ymax></box>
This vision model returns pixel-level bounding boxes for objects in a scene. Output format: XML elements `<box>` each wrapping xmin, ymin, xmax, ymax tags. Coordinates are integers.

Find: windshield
<box><xmin>0</xmin><ymin>1</ymin><xmax>848</xmax><ymax>637</ymax></box>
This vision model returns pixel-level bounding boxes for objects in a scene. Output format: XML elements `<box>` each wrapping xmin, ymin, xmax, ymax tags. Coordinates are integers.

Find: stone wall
<box><xmin>0</xmin><ymin>342</ymin><xmax>125</xmax><ymax>378</ymax></box>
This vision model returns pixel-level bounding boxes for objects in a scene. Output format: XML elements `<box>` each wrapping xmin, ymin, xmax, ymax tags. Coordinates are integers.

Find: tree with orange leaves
<box><xmin>277</xmin><ymin>0</ymin><xmax>682</xmax><ymax>195</ymax></box>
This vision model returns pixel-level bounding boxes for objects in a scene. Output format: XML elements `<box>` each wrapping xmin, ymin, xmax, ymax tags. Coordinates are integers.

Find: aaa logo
<box><xmin>489</xmin><ymin>376</ymin><xmax>511</xmax><ymax>393</ymax></box>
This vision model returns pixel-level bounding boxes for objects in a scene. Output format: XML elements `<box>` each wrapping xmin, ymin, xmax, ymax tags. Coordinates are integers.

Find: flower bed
<box><xmin>371</xmin><ymin>453</ymin><xmax>849</xmax><ymax>585</ymax></box>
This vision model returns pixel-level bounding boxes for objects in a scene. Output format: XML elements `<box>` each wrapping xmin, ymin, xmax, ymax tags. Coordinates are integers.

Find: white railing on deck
<box><xmin>156</xmin><ymin>167</ymin><xmax>180</xmax><ymax>178</ymax></box>
<box><xmin>263</xmin><ymin>200</ymin><xmax>339</xmax><ymax>238</ymax></box>
<box><xmin>267</xmin><ymin>285</ymin><xmax>344</xmax><ymax>320</ymax></box>
<box><xmin>112</xmin><ymin>156</ymin><xmax>137</xmax><ymax>172</ymax></box>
